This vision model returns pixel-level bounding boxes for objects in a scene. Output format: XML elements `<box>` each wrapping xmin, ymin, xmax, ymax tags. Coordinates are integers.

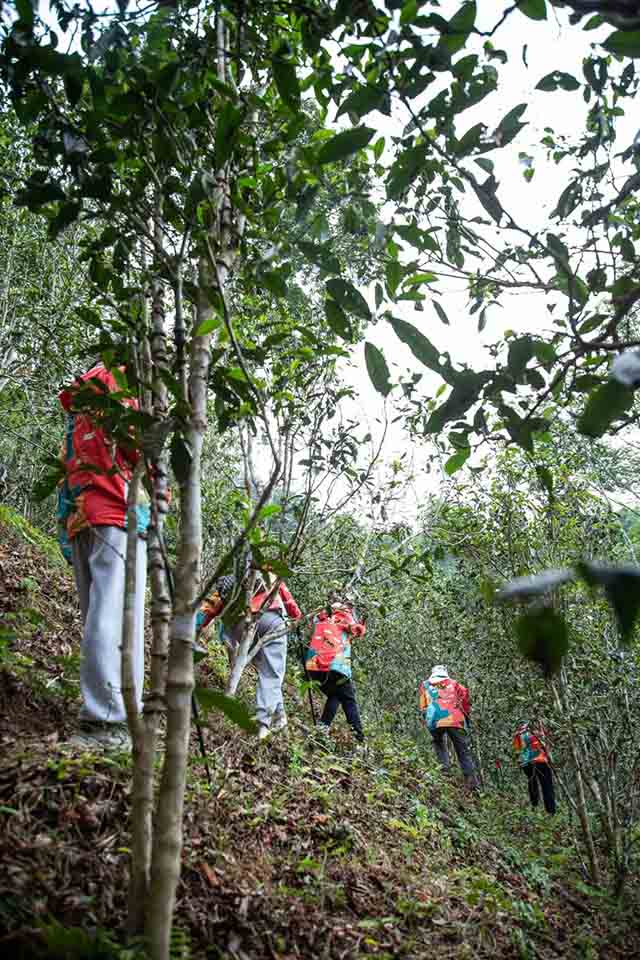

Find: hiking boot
<box><xmin>315</xmin><ymin>722</ymin><xmax>331</xmax><ymax>737</ymax></box>
<box><xmin>68</xmin><ymin>722</ymin><xmax>132</xmax><ymax>753</ymax></box>
<box><xmin>257</xmin><ymin>724</ymin><xmax>271</xmax><ymax>741</ymax></box>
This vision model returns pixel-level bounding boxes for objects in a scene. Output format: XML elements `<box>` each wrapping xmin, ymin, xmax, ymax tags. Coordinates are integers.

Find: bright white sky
<box><xmin>337</xmin><ymin>2</ymin><xmax>639</xmax><ymax>521</ymax></box>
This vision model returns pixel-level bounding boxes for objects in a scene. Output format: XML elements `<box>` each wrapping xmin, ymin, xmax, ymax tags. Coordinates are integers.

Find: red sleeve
<box><xmin>197</xmin><ymin>593</ymin><xmax>224</xmax><ymax>633</ymax></box>
<box><xmin>279</xmin><ymin>583</ymin><xmax>301</xmax><ymax>620</ymax></box>
<box><xmin>458</xmin><ymin>683</ymin><xmax>471</xmax><ymax>718</ymax></box>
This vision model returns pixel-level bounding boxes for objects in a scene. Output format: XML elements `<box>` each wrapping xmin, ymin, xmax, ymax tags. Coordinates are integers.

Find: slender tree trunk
<box><xmin>147</xmin><ymin>254</ymin><xmax>221</xmax><ymax>959</ymax></box>
<box><xmin>121</xmin><ymin>461</ymin><xmax>149</xmax><ymax>929</ymax></box>
<box><xmin>128</xmin><ymin>250</ymin><xmax>173</xmax><ymax>934</ymax></box>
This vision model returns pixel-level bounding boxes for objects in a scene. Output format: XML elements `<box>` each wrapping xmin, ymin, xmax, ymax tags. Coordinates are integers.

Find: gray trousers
<box><xmin>229</xmin><ymin>610</ymin><xmax>288</xmax><ymax>727</ymax></box>
<box><xmin>431</xmin><ymin>726</ymin><xmax>475</xmax><ymax>776</ymax></box>
<box><xmin>71</xmin><ymin>526</ymin><xmax>146</xmax><ymax>724</ymax></box>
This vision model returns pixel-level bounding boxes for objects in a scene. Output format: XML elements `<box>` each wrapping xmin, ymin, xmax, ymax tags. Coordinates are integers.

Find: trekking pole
<box><xmin>191</xmin><ymin>638</ymin><xmax>213</xmax><ymax>784</ymax></box>
<box><xmin>297</xmin><ymin>625</ymin><xmax>318</xmax><ymax>726</ymax></box>
<box><xmin>191</xmin><ymin>689</ymin><xmax>212</xmax><ymax>785</ymax></box>
<box><xmin>465</xmin><ymin>715</ymin><xmax>484</xmax><ymax>787</ymax></box>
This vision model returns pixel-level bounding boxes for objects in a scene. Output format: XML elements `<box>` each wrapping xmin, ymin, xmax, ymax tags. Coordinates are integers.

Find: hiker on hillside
<box><xmin>419</xmin><ymin>665</ymin><xmax>477</xmax><ymax>787</ymax></box>
<box><xmin>57</xmin><ymin>361</ymin><xmax>148</xmax><ymax>752</ymax></box>
<box><xmin>513</xmin><ymin>720</ymin><xmax>556</xmax><ymax>815</ymax></box>
<box><xmin>305</xmin><ymin>593</ymin><xmax>366</xmax><ymax>744</ymax></box>
<box><xmin>197</xmin><ymin>571</ymin><xmax>302</xmax><ymax>739</ymax></box>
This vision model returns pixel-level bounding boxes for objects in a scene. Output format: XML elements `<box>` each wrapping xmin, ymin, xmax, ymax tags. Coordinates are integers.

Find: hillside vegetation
<box><xmin>1</xmin><ymin>508</ymin><xmax>639</xmax><ymax>960</ymax></box>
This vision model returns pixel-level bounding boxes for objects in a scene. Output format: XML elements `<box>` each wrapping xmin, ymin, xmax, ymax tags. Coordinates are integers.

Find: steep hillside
<box><xmin>1</xmin><ymin>506</ymin><xmax>639</xmax><ymax>960</ymax></box>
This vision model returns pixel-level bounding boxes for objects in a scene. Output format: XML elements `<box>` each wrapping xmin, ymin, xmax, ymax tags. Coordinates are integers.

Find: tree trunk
<box><xmin>146</xmin><ymin>256</ymin><xmax>220</xmax><ymax>959</ymax></box>
<box><xmin>121</xmin><ymin>460</ymin><xmax>149</xmax><ymax>931</ymax></box>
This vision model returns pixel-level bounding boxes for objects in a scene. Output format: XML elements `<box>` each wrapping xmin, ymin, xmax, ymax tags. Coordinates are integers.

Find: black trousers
<box><xmin>308</xmin><ymin>670</ymin><xmax>364</xmax><ymax>741</ymax></box>
<box><xmin>523</xmin><ymin>761</ymin><xmax>556</xmax><ymax>814</ymax></box>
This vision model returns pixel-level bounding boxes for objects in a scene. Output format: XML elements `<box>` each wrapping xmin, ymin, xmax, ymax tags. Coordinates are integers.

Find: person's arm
<box><xmin>196</xmin><ymin>591</ymin><xmax>224</xmax><ymax>634</ymax></box>
<box><xmin>458</xmin><ymin>683</ymin><xmax>471</xmax><ymax>719</ymax></box>
<box><xmin>418</xmin><ymin>681</ymin><xmax>428</xmax><ymax>713</ymax></box>
<box><xmin>279</xmin><ymin>583</ymin><xmax>302</xmax><ymax>620</ymax></box>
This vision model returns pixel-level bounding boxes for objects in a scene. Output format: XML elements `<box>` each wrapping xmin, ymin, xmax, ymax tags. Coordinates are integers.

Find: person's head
<box><xmin>515</xmin><ymin>719</ymin><xmax>529</xmax><ymax>732</ymax></box>
<box><xmin>329</xmin><ymin>589</ymin><xmax>354</xmax><ymax>611</ymax></box>
<box><xmin>428</xmin><ymin>664</ymin><xmax>449</xmax><ymax>683</ymax></box>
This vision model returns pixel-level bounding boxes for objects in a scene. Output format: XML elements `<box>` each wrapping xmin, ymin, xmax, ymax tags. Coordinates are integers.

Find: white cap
<box><xmin>428</xmin><ymin>664</ymin><xmax>449</xmax><ymax>683</ymax></box>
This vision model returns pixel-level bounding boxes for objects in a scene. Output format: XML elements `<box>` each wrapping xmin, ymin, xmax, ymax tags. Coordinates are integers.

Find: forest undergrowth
<box><xmin>1</xmin><ymin>507</ymin><xmax>639</xmax><ymax>960</ymax></box>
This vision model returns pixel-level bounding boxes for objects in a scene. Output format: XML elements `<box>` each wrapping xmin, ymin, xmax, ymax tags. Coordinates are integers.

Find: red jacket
<box><xmin>59</xmin><ymin>364</ymin><xmax>144</xmax><ymax>538</ymax></box>
<box><xmin>197</xmin><ymin>579</ymin><xmax>301</xmax><ymax>633</ymax></box>
<box><xmin>419</xmin><ymin>678</ymin><xmax>470</xmax><ymax>731</ymax></box>
<box><xmin>251</xmin><ymin>582</ymin><xmax>301</xmax><ymax>619</ymax></box>
<box><xmin>305</xmin><ymin>607</ymin><xmax>365</xmax><ymax>678</ymax></box>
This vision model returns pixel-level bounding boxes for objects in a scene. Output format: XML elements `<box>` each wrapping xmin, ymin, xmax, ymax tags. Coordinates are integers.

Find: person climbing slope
<box><xmin>58</xmin><ymin>360</ymin><xmax>149</xmax><ymax>752</ymax></box>
<box><xmin>197</xmin><ymin>570</ymin><xmax>301</xmax><ymax>739</ymax></box>
<box><xmin>305</xmin><ymin>594</ymin><xmax>366</xmax><ymax>744</ymax></box>
<box><xmin>513</xmin><ymin>719</ymin><xmax>556</xmax><ymax>815</ymax></box>
<box><xmin>419</xmin><ymin>664</ymin><xmax>477</xmax><ymax>787</ymax></box>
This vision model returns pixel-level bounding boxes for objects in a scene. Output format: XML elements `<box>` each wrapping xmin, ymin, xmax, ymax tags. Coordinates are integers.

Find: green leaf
<box><xmin>426</xmin><ymin>371</ymin><xmax>490</xmax><ymax>433</ymax></box>
<box><xmin>261</xmin><ymin>270</ymin><xmax>288</xmax><ymax>299</ymax></box>
<box><xmin>433</xmin><ymin>301</ymin><xmax>449</xmax><ymax>325</ymax></box>
<box><xmin>387</xmin><ymin>316</ymin><xmax>442</xmax><ymax>374</ymax></box>
<box><xmin>603</xmin><ymin>31</ymin><xmax>640</xmax><ymax>58</ymax></box>
<box><xmin>257</xmin><ymin>504</ymin><xmax>281</xmax><ymax>520</ymax></box>
<box><xmin>272</xmin><ymin>44</ymin><xmax>300</xmax><ymax>110</ymax></box>
<box><xmin>336</xmin><ymin>85</ymin><xmax>388</xmax><ymax>120</ymax></box>
<box><xmin>515</xmin><ymin>608</ymin><xmax>568</xmax><ymax>676</ymax></box>
<box><xmin>15</xmin><ymin>0</ymin><xmax>35</xmax><ymax>25</ymax></box>
<box><xmin>470</xmin><ymin>174</ymin><xmax>502</xmax><ymax>224</ymax></box>
<box><xmin>494</xmin><ymin>103</ymin><xmax>527</xmax><ymax>148</ymax></box>
<box><xmin>194</xmin><ymin>687</ymin><xmax>258</xmax><ymax>733</ymax></box>
<box><xmin>441</xmin><ymin>2</ymin><xmax>477</xmax><ymax>56</ymax></box>
<box><xmin>325</xmin><ymin>299</ymin><xmax>352</xmax><ymax>340</ymax></box>
<box><xmin>500</xmin><ymin>405</ymin><xmax>543</xmax><ymax>453</ymax></box>
<box><xmin>536</xmin><ymin>465</ymin><xmax>554</xmax><ymax>499</ymax></box>
<box><xmin>577</xmin><ymin>380</ymin><xmax>634</xmax><ymax>438</ymax></box>
<box><xmin>263</xmin><ymin>558</ymin><xmax>293</xmax><ymax>578</ymax></box>
<box><xmin>518</xmin><ymin>0</ymin><xmax>547</xmax><ymax>21</ymax></box>
<box><xmin>194</xmin><ymin>314</ymin><xmax>222</xmax><ymax>336</ymax></box>
<box><xmin>577</xmin><ymin>562</ymin><xmax>640</xmax><ymax>644</ymax></box>
<box><xmin>214</xmin><ymin>103</ymin><xmax>243</xmax><ymax>170</ymax></box>
<box><xmin>326</xmin><ymin>278</ymin><xmax>370</xmax><ymax>320</ymax></box>
<box><xmin>317</xmin><ymin>126</ymin><xmax>375</xmax><ymax>165</ymax></box>
<box><xmin>400</xmin><ymin>0</ymin><xmax>418</xmax><ymax>25</ymax></box>
<box><xmin>297</xmin><ymin>240</ymin><xmax>340</xmax><ymax>274</ymax></box>
<box><xmin>170</xmin><ymin>435</ymin><xmax>193</xmax><ymax>484</ymax></box>
<box><xmin>536</xmin><ymin>71</ymin><xmax>580</xmax><ymax>92</ymax></box>
<box><xmin>444</xmin><ymin>447</ymin><xmax>470</xmax><ymax>475</ymax></box>
<box><xmin>48</xmin><ymin>202</ymin><xmax>81</xmax><ymax>238</ymax></box>
<box><xmin>364</xmin><ymin>342</ymin><xmax>392</xmax><ymax>397</ymax></box>
<box><xmin>507</xmin><ymin>336</ymin><xmax>536</xmax><ymax>380</ymax></box>
<box><xmin>474</xmin><ymin>157</ymin><xmax>494</xmax><ymax>176</ymax></box>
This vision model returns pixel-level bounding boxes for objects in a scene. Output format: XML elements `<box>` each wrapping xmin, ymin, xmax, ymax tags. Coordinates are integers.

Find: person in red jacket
<box><xmin>58</xmin><ymin>362</ymin><xmax>148</xmax><ymax>752</ymax></box>
<box><xmin>305</xmin><ymin>594</ymin><xmax>366</xmax><ymax>743</ymax></box>
<box><xmin>513</xmin><ymin>720</ymin><xmax>556</xmax><ymax>814</ymax></box>
<box><xmin>197</xmin><ymin>571</ymin><xmax>301</xmax><ymax>739</ymax></box>
<box><xmin>419</xmin><ymin>665</ymin><xmax>476</xmax><ymax>786</ymax></box>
